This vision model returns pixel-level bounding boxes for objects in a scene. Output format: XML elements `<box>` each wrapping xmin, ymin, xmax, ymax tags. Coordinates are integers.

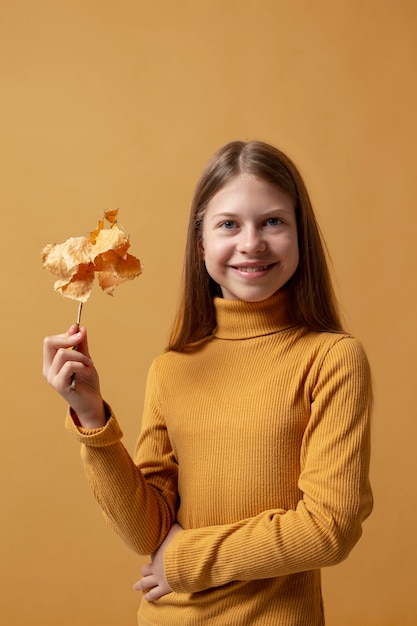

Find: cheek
<box><xmin>292</xmin><ymin>241</ymin><xmax>300</xmax><ymax>266</ymax></box>
<box><xmin>282</xmin><ymin>236</ymin><xmax>299</xmax><ymax>269</ymax></box>
<box><xmin>201</xmin><ymin>236</ymin><xmax>228</xmax><ymax>263</ymax></box>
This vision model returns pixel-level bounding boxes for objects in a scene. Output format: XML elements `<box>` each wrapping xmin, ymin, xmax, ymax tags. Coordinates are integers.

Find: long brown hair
<box><xmin>168</xmin><ymin>140</ymin><xmax>344</xmax><ymax>352</ymax></box>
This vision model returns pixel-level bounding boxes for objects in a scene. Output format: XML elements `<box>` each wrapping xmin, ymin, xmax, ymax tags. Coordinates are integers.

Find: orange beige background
<box><xmin>1</xmin><ymin>1</ymin><xmax>416</xmax><ymax>624</ymax></box>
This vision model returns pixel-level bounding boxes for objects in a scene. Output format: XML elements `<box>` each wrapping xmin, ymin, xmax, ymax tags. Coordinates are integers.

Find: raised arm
<box><xmin>43</xmin><ymin>328</ymin><xmax>178</xmax><ymax>555</ymax></box>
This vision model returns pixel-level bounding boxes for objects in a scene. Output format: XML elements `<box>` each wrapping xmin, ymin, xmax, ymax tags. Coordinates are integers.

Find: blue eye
<box><xmin>265</xmin><ymin>217</ymin><xmax>282</xmax><ymax>226</ymax></box>
<box><xmin>221</xmin><ymin>220</ymin><xmax>236</xmax><ymax>229</ymax></box>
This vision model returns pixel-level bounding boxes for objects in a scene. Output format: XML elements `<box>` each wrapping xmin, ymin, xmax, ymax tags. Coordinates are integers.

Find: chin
<box><xmin>235</xmin><ymin>290</ymin><xmax>279</xmax><ymax>303</ymax></box>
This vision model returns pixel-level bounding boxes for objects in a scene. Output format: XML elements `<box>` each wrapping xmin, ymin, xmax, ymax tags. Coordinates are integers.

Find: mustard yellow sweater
<box><xmin>66</xmin><ymin>291</ymin><xmax>373</xmax><ymax>625</ymax></box>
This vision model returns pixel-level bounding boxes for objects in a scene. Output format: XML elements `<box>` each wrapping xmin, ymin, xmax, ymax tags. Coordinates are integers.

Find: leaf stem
<box><xmin>70</xmin><ymin>301</ymin><xmax>83</xmax><ymax>391</ymax></box>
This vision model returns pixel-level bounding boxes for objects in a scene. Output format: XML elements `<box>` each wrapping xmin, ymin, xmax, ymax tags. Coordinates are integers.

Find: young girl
<box><xmin>43</xmin><ymin>141</ymin><xmax>373</xmax><ymax>625</ymax></box>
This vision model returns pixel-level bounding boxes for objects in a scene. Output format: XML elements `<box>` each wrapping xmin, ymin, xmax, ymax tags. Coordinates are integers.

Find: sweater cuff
<box><xmin>64</xmin><ymin>402</ymin><xmax>123</xmax><ymax>447</ymax></box>
<box><xmin>164</xmin><ymin>531</ymin><xmax>196</xmax><ymax>593</ymax></box>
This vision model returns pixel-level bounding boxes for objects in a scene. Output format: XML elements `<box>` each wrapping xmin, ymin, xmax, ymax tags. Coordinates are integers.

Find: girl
<box><xmin>43</xmin><ymin>141</ymin><xmax>373</xmax><ymax>625</ymax></box>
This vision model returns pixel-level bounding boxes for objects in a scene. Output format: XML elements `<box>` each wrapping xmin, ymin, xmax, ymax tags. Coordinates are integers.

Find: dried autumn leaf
<box><xmin>103</xmin><ymin>208</ymin><xmax>119</xmax><ymax>224</ymax></box>
<box><xmin>42</xmin><ymin>209</ymin><xmax>142</xmax><ymax>302</ymax></box>
<box><xmin>96</xmin><ymin>252</ymin><xmax>143</xmax><ymax>296</ymax></box>
<box><xmin>92</xmin><ymin>223</ymin><xmax>128</xmax><ymax>257</ymax></box>
<box><xmin>54</xmin><ymin>263</ymin><xmax>95</xmax><ymax>303</ymax></box>
<box><xmin>89</xmin><ymin>219</ymin><xmax>105</xmax><ymax>245</ymax></box>
<box><xmin>42</xmin><ymin>236</ymin><xmax>96</xmax><ymax>302</ymax></box>
<box><xmin>93</xmin><ymin>225</ymin><xmax>142</xmax><ymax>296</ymax></box>
<box><xmin>41</xmin><ymin>237</ymin><xmax>93</xmax><ymax>279</ymax></box>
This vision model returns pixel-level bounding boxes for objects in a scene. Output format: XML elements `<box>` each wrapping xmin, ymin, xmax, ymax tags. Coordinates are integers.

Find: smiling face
<box><xmin>201</xmin><ymin>174</ymin><xmax>299</xmax><ymax>302</ymax></box>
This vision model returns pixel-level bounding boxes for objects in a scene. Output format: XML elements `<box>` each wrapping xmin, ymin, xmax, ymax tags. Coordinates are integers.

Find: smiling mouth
<box><xmin>233</xmin><ymin>264</ymin><xmax>272</xmax><ymax>273</ymax></box>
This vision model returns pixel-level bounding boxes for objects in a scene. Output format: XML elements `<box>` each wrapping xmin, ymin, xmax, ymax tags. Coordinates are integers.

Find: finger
<box><xmin>51</xmin><ymin>345</ymin><xmax>93</xmax><ymax>374</ymax></box>
<box><xmin>44</xmin><ymin>325</ymin><xmax>89</xmax><ymax>362</ymax></box>
<box><xmin>49</xmin><ymin>361</ymin><xmax>91</xmax><ymax>395</ymax></box>
<box><xmin>47</xmin><ymin>347</ymin><xmax>93</xmax><ymax>390</ymax></box>
<box><xmin>43</xmin><ymin>329</ymin><xmax>82</xmax><ymax>376</ymax></box>
<box><xmin>133</xmin><ymin>574</ymin><xmax>157</xmax><ymax>592</ymax></box>
<box><xmin>67</xmin><ymin>323</ymin><xmax>81</xmax><ymax>337</ymax></box>
<box><xmin>144</xmin><ymin>585</ymin><xmax>165</xmax><ymax>602</ymax></box>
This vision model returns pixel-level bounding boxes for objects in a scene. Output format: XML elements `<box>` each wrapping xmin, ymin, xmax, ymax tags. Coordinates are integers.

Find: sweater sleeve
<box><xmin>65</xmin><ymin>361</ymin><xmax>178</xmax><ymax>555</ymax></box>
<box><xmin>164</xmin><ymin>336</ymin><xmax>373</xmax><ymax>593</ymax></box>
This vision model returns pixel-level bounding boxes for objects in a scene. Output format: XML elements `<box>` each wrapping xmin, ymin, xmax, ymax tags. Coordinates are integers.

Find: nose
<box><xmin>237</xmin><ymin>226</ymin><xmax>266</xmax><ymax>254</ymax></box>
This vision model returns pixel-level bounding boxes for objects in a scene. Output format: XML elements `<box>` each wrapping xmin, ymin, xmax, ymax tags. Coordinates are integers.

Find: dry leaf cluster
<box><xmin>42</xmin><ymin>209</ymin><xmax>142</xmax><ymax>302</ymax></box>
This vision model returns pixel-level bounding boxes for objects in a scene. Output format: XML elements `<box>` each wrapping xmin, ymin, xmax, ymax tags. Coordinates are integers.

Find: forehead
<box><xmin>205</xmin><ymin>174</ymin><xmax>295</xmax><ymax>217</ymax></box>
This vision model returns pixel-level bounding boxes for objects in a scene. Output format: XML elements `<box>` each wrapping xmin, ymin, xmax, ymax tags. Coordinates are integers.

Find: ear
<box><xmin>198</xmin><ymin>234</ymin><xmax>205</xmax><ymax>260</ymax></box>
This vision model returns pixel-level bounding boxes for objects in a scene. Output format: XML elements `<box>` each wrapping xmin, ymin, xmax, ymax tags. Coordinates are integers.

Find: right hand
<box><xmin>43</xmin><ymin>325</ymin><xmax>106</xmax><ymax>428</ymax></box>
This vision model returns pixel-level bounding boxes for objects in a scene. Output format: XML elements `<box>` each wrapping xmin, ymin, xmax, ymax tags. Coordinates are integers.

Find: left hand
<box><xmin>133</xmin><ymin>523</ymin><xmax>183</xmax><ymax>601</ymax></box>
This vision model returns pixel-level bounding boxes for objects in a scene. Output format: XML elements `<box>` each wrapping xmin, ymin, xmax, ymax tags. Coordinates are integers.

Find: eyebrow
<box><xmin>209</xmin><ymin>207</ymin><xmax>293</xmax><ymax>221</ymax></box>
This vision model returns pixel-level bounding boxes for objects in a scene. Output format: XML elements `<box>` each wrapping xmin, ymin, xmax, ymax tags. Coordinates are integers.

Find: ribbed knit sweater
<box><xmin>66</xmin><ymin>291</ymin><xmax>373</xmax><ymax>625</ymax></box>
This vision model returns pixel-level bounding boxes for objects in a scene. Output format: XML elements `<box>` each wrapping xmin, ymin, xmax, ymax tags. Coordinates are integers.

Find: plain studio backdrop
<box><xmin>1</xmin><ymin>1</ymin><xmax>416</xmax><ymax>624</ymax></box>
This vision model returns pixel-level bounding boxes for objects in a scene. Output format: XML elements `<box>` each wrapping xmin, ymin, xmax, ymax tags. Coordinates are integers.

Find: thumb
<box><xmin>67</xmin><ymin>325</ymin><xmax>92</xmax><ymax>358</ymax></box>
<box><xmin>77</xmin><ymin>326</ymin><xmax>92</xmax><ymax>358</ymax></box>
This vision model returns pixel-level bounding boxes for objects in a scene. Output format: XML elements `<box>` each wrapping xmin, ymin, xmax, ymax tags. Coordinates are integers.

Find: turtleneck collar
<box><xmin>213</xmin><ymin>289</ymin><xmax>295</xmax><ymax>340</ymax></box>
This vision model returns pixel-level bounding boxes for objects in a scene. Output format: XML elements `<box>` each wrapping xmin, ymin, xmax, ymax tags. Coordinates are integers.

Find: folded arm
<box><xmin>163</xmin><ymin>338</ymin><xmax>373</xmax><ymax>593</ymax></box>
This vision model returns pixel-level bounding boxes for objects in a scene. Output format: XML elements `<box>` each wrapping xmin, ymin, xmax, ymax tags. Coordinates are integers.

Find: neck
<box><xmin>213</xmin><ymin>290</ymin><xmax>295</xmax><ymax>340</ymax></box>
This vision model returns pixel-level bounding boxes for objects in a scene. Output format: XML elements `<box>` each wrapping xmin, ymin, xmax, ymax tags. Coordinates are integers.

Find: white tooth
<box><xmin>240</xmin><ymin>266</ymin><xmax>267</xmax><ymax>272</ymax></box>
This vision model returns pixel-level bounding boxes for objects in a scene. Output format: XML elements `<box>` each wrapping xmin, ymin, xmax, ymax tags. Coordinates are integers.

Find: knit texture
<box><xmin>66</xmin><ymin>290</ymin><xmax>373</xmax><ymax>625</ymax></box>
